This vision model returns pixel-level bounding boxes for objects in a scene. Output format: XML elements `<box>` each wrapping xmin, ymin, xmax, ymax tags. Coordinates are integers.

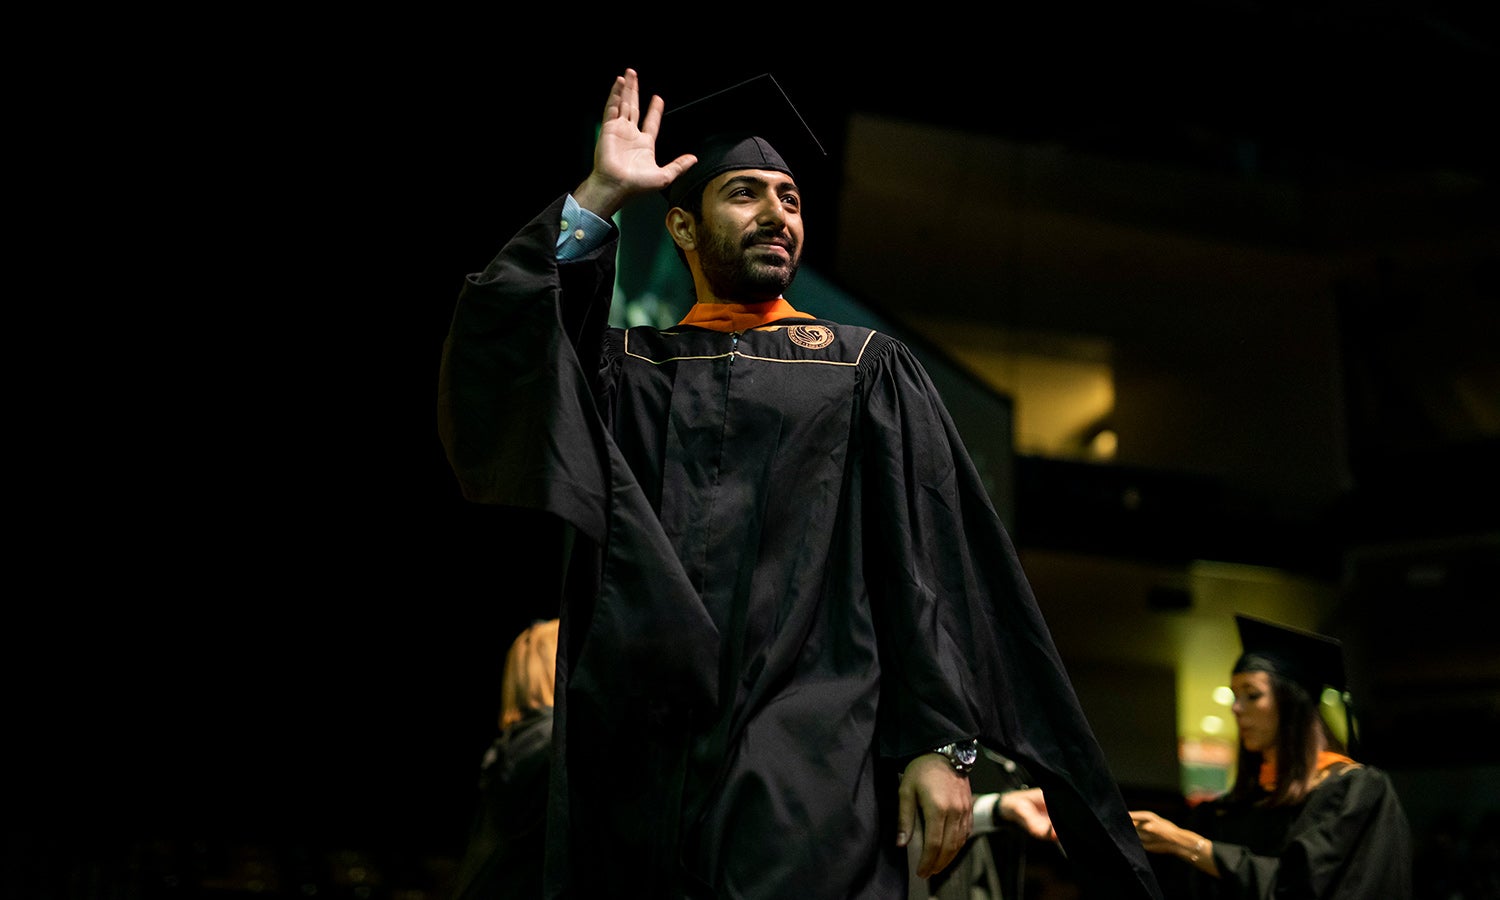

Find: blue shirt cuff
<box><xmin>556</xmin><ymin>195</ymin><xmax>613</xmax><ymax>260</ymax></box>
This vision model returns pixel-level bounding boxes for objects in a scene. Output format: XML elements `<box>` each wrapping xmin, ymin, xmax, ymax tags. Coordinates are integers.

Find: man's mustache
<box><xmin>743</xmin><ymin>231</ymin><xmax>797</xmax><ymax>253</ymax></box>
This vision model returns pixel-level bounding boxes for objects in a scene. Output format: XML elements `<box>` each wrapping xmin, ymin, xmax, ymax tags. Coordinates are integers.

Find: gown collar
<box><xmin>676</xmin><ymin>298</ymin><xmax>813</xmax><ymax>333</ymax></box>
<box><xmin>1258</xmin><ymin>749</ymin><xmax>1356</xmax><ymax>791</ymax></box>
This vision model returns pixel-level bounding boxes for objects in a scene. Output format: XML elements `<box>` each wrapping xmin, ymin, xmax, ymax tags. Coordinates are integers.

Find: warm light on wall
<box><xmin>1088</xmin><ymin>428</ymin><xmax>1118</xmax><ymax>459</ymax></box>
<box><xmin>905</xmin><ymin>318</ymin><xmax>1117</xmax><ymax>461</ymax></box>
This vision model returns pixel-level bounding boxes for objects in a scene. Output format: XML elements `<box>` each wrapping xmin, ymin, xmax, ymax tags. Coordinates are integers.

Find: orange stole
<box><xmin>1259</xmin><ymin>750</ymin><xmax>1357</xmax><ymax>791</ymax></box>
<box><xmin>676</xmin><ymin>298</ymin><xmax>813</xmax><ymax>333</ymax></box>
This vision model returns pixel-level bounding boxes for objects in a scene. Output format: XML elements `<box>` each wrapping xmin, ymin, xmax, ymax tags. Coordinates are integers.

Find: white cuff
<box><xmin>972</xmin><ymin>792</ymin><xmax>1002</xmax><ymax>835</ymax></box>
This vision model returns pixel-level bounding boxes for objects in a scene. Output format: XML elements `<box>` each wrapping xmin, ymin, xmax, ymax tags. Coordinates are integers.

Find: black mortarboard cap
<box><xmin>1233</xmin><ymin>614</ymin><xmax>1348</xmax><ymax>697</ymax></box>
<box><xmin>658</xmin><ymin>72</ymin><xmax>827</xmax><ymax>209</ymax></box>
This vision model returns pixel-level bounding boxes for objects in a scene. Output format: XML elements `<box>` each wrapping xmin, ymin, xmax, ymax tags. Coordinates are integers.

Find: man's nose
<box><xmin>756</xmin><ymin>198</ymin><xmax>787</xmax><ymax>227</ymax></box>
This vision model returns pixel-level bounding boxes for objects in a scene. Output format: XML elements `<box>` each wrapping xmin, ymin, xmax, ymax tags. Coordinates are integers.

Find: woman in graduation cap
<box><xmin>1129</xmin><ymin>615</ymin><xmax>1413</xmax><ymax>898</ymax></box>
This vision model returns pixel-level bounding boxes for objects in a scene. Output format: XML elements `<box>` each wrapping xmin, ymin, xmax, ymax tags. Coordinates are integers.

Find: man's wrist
<box><xmin>557</xmin><ymin>195</ymin><xmax>614</xmax><ymax>260</ymax></box>
<box><xmin>571</xmin><ymin>172</ymin><xmax>631</xmax><ymax>220</ymax></box>
<box><xmin>931</xmin><ymin>738</ymin><xmax>979</xmax><ymax>775</ymax></box>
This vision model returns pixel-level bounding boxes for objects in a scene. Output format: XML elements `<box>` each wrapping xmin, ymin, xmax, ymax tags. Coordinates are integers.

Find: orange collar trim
<box><xmin>1258</xmin><ymin>750</ymin><xmax>1357</xmax><ymax>791</ymax></box>
<box><xmin>676</xmin><ymin>298</ymin><xmax>813</xmax><ymax>333</ymax></box>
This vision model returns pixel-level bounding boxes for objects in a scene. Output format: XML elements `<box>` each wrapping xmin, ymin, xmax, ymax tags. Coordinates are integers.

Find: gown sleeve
<box><xmin>436</xmin><ymin>195</ymin><xmax>719</xmax><ymax>711</ymax></box>
<box><xmin>1213</xmin><ymin>766</ymin><xmax>1413</xmax><ymax>899</ymax></box>
<box><xmin>437</xmin><ymin>194</ymin><xmax>617</xmax><ymax>535</ymax></box>
<box><xmin>859</xmin><ymin>336</ymin><xmax>1163</xmax><ymax>900</ymax></box>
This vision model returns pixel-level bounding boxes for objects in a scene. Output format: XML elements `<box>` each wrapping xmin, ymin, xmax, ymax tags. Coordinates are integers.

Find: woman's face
<box><xmin>1231</xmin><ymin>670</ymin><xmax>1279</xmax><ymax>754</ymax></box>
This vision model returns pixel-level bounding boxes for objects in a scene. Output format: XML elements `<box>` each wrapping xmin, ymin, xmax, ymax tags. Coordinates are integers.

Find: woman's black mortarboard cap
<box><xmin>657</xmin><ymin>73</ymin><xmax>827</xmax><ymax>210</ymax></box>
<box><xmin>1233</xmin><ymin>614</ymin><xmax>1348</xmax><ymax>697</ymax></box>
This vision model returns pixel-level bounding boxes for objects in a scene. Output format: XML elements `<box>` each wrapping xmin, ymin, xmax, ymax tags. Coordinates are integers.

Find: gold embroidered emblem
<box><xmin>788</xmin><ymin>324</ymin><xmax>834</xmax><ymax>349</ymax></box>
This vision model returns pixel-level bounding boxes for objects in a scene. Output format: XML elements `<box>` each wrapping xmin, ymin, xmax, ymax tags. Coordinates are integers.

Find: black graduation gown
<box><xmin>449</xmin><ymin>710</ymin><xmax>554</xmax><ymax>900</ymax></box>
<box><xmin>438</xmin><ymin>195</ymin><xmax>1162</xmax><ymax>899</ymax></box>
<box><xmin>1192</xmin><ymin>766</ymin><xmax>1413</xmax><ymax>899</ymax></box>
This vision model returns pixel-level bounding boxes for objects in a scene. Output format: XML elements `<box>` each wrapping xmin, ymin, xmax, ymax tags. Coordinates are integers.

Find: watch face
<box><xmin>956</xmin><ymin>744</ymin><xmax>978</xmax><ymax>766</ymax></box>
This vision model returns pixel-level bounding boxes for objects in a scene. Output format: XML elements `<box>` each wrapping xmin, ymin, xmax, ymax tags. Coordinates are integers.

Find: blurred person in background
<box><xmin>1130</xmin><ymin>614</ymin><xmax>1413</xmax><ymax>898</ymax></box>
<box><xmin>450</xmin><ymin>619</ymin><xmax>559</xmax><ymax>900</ymax></box>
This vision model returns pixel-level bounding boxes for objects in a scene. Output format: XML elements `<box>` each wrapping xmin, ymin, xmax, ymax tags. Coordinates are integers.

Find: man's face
<box><xmin>695</xmin><ymin>168</ymin><xmax>804</xmax><ymax>302</ymax></box>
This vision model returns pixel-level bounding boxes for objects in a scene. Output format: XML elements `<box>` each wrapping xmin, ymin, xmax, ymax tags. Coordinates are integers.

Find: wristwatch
<box><xmin>932</xmin><ymin>739</ymin><xmax>979</xmax><ymax>775</ymax></box>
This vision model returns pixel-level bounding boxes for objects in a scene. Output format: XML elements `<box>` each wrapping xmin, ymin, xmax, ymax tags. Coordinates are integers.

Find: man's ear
<box><xmin>665</xmin><ymin>207</ymin><xmax>697</xmax><ymax>252</ymax></box>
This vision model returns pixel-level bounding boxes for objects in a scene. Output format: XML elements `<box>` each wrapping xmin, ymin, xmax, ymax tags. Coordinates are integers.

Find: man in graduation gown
<box><xmin>437</xmin><ymin>68</ymin><xmax>1162</xmax><ymax>899</ymax></box>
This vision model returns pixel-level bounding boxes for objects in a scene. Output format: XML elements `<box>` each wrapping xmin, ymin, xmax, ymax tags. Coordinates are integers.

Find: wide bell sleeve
<box><xmin>438</xmin><ymin>195</ymin><xmax>616</xmax><ymax>535</ymax></box>
<box><xmin>435</xmin><ymin>195</ymin><xmax>719</xmax><ymax>711</ymax></box>
<box><xmin>859</xmin><ymin>335</ymin><xmax>1163</xmax><ymax>900</ymax></box>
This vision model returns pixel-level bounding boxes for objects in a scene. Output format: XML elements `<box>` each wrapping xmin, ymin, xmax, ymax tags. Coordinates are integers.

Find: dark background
<box><xmin>10</xmin><ymin>9</ymin><xmax>1496</xmax><ymax>898</ymax></box>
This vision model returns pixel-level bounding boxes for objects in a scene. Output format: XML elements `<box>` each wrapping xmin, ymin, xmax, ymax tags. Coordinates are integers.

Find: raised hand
<box><xmin>573</xmin><ymin>69</ymin><xmax>697</xmax><ymax>218</ymax></box>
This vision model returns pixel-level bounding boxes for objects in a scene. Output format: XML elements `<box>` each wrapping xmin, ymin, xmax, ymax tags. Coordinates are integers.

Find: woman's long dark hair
<box><xmin>1226</xmin><ymin>655</ymin><xmax>1347</xmax><ymax>807</ymax></box>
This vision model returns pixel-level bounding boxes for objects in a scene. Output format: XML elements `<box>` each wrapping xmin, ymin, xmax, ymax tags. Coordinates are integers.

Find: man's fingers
<box><xmin>659</xmin><ymin>153</ymin><xmax>698</xmax><ymax>186</ymax></box>
<box><xmin>917</xmin><ymin>815</ymin><xmax>963</xmax><ymax>877</ymax></box>
<box><xmin>917</xmin><ymin>803</ymin><xmax>970</xmax><ymax>877</ymax></box>
<box><xmin>918</xmin><ymin>812</ymin><xmax>946</xmax><ymax>876</ymax></box>
<box><xmin>900</xmin><ymin>754</ymin><xmax>972</xmax><ymax>874</ymax></box>
<box><xmin>896</xmin><ymin>780</ymin><xmax>916</xmax><ymax>847</ymax></box>
<box><xmin>640</xmin><ymin>95</ymin><xmax>666</xmax><ymax>138</ymax></box>
<box><xmin>603</xmin><ymin>75</ymin><xmax>625</xmax><ymax>121</ymax></box>
<box><xmin>603</xmin><ymin>69</ymin><xmax>644</xmax><ymax>126</ymax></box>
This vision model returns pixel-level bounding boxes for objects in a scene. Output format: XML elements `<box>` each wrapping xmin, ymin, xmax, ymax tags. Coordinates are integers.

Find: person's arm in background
<box><xmin>1131</xmin><ymin>809</ymin><xmax>1219</xmax><ymax>877</ymax></box>
<box><xmin>974</xmin><ymin>787</ymin><xmax>1058</xmax><ymax>842</ymax></box>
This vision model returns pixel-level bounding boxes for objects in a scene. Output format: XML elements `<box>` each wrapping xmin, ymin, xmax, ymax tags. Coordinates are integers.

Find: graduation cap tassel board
<box><xmin>1233</xmin><ymin>614</ymin><xmax>1359</xmax><ymax>754</ymax></box>
<box><xmin>657</xmin><ymin>72</ymin><xmax>828</xmax><ymax>210</ymax></box>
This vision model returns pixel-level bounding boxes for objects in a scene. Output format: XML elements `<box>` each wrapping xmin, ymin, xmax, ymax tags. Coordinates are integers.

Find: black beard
<box><xmin>699</xmin><ymin>228</ymin><xmax>799</xmax><ymax>301</ymax></box>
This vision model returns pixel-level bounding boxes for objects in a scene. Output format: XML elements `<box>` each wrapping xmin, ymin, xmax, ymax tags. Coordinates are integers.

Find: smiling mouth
<box><xmin>748</xmin><ymin>242</ymin><xmax>791</xmax><ymax>260</ymax></box>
